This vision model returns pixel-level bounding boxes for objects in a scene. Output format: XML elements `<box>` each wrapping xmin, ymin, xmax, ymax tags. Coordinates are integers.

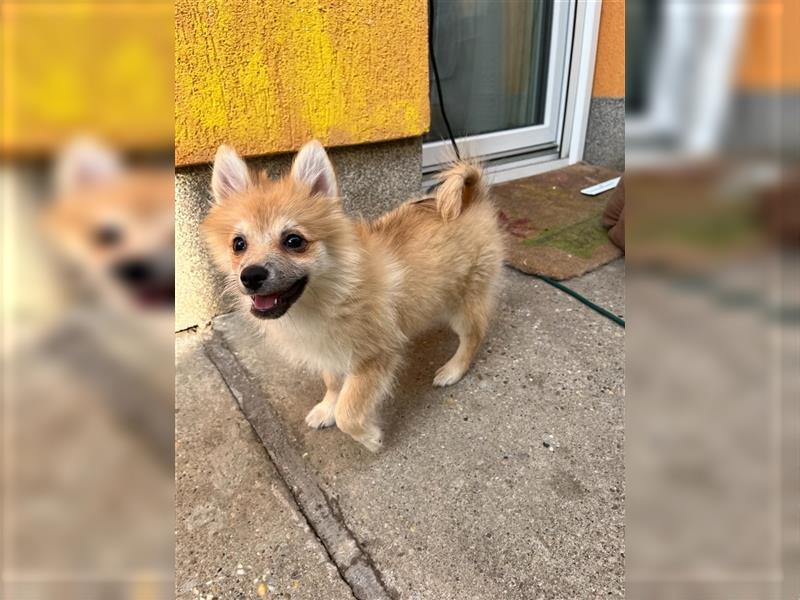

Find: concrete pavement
<box><xmin>176</xmin><ymin>261</ymin><xmax>625</xmax><ymax>599</ymax></box>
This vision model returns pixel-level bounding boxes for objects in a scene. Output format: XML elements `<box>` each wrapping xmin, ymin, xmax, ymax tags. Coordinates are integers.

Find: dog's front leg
<box><xmin>334</xmin><ymin>355</ymin><xmax>398</xmax><ymax>452</ymax></box>
<box><xmin>305</xmin><ymin>370</ymin><xmax>342</xmax><ymax>429</ymax></box>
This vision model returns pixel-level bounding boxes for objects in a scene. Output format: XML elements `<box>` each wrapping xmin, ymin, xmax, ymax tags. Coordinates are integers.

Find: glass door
<box><xmin>424</xmin><ymin>0</ymin><xmax>574</xmax><ymax>171</ymax></box>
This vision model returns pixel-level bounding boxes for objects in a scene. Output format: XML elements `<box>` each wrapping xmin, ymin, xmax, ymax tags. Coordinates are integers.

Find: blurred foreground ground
<box><xmin>175</xmin><ymin>262</ymin><xmax>626</xmax><ymax>599</ymax></box>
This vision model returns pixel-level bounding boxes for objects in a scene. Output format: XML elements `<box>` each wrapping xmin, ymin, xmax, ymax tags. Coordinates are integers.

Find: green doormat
<box><xmin>493</xmin><ymin>163</ymin><xmax>622</xmax><ymax>280</ymax></box>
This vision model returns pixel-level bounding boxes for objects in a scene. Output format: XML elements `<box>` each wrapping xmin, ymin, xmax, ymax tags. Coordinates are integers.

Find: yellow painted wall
<box><xmin>737</xmin><ymin>0</ymin><xmax>799</xmax><ymax>90</ymax></box>
<box><xmin>592</xmin><ymin>0</ymin><xmax>625</xmax><ymax>98</ymax></box>
<box><xmin>1</xmin><ymin>2</ymin><xmax>174</xmax><ymax>156</ymax></box>
<box><xmin>175</xmin><ymin>0</ymin><xmax>430</xmax><ymax>166</ymax></box>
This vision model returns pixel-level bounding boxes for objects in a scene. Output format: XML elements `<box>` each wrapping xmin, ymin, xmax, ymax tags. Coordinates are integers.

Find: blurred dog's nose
<box><xmin>113</xmin><ymin>259</ymin><xmax>153</xmax><ymax>284</ymax></box>
<box><xmin>240</xmin><ymin>265</ymin><xmax>269</xmax><ymax>291</ymax></box>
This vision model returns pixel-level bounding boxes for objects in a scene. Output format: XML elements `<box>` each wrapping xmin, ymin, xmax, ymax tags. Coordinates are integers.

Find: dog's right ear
<box><xmin>212</xmin><ymin>145</ymin><xmax>251</xmax><ymax>203</ymax></box>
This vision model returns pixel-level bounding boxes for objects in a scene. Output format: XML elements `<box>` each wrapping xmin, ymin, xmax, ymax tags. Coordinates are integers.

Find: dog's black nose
<box><xmin>113</xmin><ymin>259</ymin><xmax>153</xmax><ymax>284</ymax></box>
<box><xmin>240</xmin><ymin>265</ymin><xmax>269</xmax><ymax>291</ymax></box>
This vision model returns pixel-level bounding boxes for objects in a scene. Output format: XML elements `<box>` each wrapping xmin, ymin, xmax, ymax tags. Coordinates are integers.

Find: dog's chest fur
<box><xmin>262</xmin><ymin>307</ymin><xmax>355</xmax><ymax>374</ymax></box>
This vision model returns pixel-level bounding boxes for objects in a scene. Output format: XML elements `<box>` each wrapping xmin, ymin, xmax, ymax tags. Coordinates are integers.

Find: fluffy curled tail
<box><xmin>435</xmin><ymin>161</ymin><xmax>488</xmax><ymax>222</ymax></box>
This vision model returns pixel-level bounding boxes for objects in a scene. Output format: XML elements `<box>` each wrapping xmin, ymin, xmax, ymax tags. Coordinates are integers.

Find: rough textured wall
<box><xmin>2</xmin><ymin>2</ymin><xmax>173</xmax><ymax>155</ymax></box>
<box><xmin>592</xmin><ymin>0</ymin><xmax>625</xmax><ymax>98</ymax></box>
<box><xmin>585</xmin><ymin>0</ymin><xmax>624</xmax><ymax>171</ymax></box>
<box><xmin>583</xmin><ymin>98</ymin><xmax>624</xmax><ymax>172</ymax></box>
<box><xmin>175</xmin><ymin>0</ymin><xmax>430</xmax><ymax>166</ymax></box>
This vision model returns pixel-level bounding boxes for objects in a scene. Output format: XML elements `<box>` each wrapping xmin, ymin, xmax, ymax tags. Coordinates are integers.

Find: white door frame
<box><xmin>422</xmin><ymin>0</ymin><xmax>573</xmax><ymax>168</ymax></box>
<box><xmin>422</xmin><ymin>0</ymin><xmax>603</xmax><ymax>186</ymax></box>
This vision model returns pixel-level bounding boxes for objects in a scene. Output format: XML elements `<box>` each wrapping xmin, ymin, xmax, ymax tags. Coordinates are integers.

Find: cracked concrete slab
<box><xmin>200</xmin><ymin>261</ymin><xmax>625</xmax><ymax>598</ymax></box>
<box><xmin>175</xmin><ymin>333</ymin><xmax>353</xmax><ymax>600</ymax></box>
<box><xmin>203</xmin><ymin>331</ymin><xmax>392</xmax><ymax>600</ymax></box>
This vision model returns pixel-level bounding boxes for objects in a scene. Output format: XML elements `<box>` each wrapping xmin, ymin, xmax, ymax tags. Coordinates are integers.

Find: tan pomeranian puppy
<box><xmin>202</xmin><ymin>140</ymin><xmax>504</xmax><ymax>451</ymax></box>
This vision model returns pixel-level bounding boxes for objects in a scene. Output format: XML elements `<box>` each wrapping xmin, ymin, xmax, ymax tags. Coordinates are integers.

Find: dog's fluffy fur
<box><xmin>202</xmin><ymin>140</ymin><xmax>504</xmax><ymax>451</ymax></box>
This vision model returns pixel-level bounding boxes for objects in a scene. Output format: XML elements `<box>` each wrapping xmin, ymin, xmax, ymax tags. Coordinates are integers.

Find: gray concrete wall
<box><xmin>583</xmin><ymin>97</ymin><xmax>625</xmax><ymax>172</ymax></box>
<box><xmin>176</xmin><ymin>137</ymin><xmax>422</xmax><ymax>331</ymax></box>
<box><xmin>724</xmin><ymin>92</ymin><xmax>800</xmax><ymax>155</ymax></box>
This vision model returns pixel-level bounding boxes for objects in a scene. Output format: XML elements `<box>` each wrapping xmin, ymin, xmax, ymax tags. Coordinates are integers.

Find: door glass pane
<box><xmin>626</xmin><ymin>1</ymin><xmax>662</xmax><ymax>115</ymax></box>
<box><xmin>426</xmin><ymin>0</ymin><xmax>554</xmax><ymax>143</ymax></box>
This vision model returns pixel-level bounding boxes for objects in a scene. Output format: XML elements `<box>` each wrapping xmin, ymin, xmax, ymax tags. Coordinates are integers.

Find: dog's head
<box><xmin>45</xmin><ymin>139</ymin><xmax>175</xmax><ymax>310</ymax></box>
<box><xmin>201</xmin><ymin>140</ymin><xmax>356</xmax><ymax>320</ymax></box>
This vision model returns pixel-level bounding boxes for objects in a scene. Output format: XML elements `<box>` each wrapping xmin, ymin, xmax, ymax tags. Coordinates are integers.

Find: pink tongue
<box><xmin>253</xmin><ymin>294</ymin><xmax>279</xmax><ymax>310</ymax></box>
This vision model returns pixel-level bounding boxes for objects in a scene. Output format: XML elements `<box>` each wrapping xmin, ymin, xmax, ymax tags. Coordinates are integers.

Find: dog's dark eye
<box><xmin>283</xmin><ymin>233</ymin><xmax>307</xmax><ymax>251</ymax></box>
<box><xmin>232</xmin><ymin>236</ymin><xmax>247</xmax><ymax>253</ymax></box>
<box><xmin>93</xmin><ymin>224</ymin><xmax>122</xmax><ymax>248</ymax></box>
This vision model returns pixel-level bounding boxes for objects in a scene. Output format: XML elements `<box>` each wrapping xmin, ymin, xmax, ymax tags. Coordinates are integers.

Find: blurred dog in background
<box><xmin>45</xmin><ymin>138</ymin><xmax>174</xmax><ymax>313</ymax></box>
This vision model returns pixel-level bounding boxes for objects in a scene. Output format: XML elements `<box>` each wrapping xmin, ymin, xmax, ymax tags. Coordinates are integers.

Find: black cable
<box><xmin>536</xmin><ymin>274</ymin><xmax>625</xmax><ymax>328</ymax></box>
<box><xmin>428</xmin><ymin>0</ymin><xmax>461</xmax><ymax>160</ymax></box>
<box><xmin>427</xmin><ymin>0</ymin><xmax>624</xmax><ymax>329</ymax></box>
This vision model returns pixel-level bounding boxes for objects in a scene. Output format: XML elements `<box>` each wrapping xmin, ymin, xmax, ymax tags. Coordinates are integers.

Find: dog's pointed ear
<box><xmin>290</xmin><ymin>140</ymin><xmax>338</xmax><ymax>199</ymax></box>
<box><xmin>55</xmin><ymin>137</ymin><xmax>122</xmax><ymax>195</ymax></box>
<box><xmin>212</xmin><ymin>145</ymin><xmax>251</xmax><ymax>203</ymax></box>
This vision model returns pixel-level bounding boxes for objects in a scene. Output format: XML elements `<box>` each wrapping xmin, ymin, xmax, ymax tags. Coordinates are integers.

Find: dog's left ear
<box><xmin>291</xmin><ymin>140</ymin><xmax>338</xmax><ymax>199</ymax></box>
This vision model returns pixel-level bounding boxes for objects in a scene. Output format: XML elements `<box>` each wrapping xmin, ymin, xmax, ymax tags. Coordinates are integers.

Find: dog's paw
<box><xmin>433</xmin><ymin>361</ymin><xmax>467</xmax><ymax>387</ymax></box>
<box><xmin>335</xmin><ymin>411</ymin><xmax>384</xmax><ymax>452</ymax></box>
<box><xmin>305</xmin><ymin>401</ymin><xmax>336</xmax><ymax>429</ymax></box>
<box><xmin>352</xmin><ymin>425</ymin><xmax>383</xmax><ymax>453</ymax></box>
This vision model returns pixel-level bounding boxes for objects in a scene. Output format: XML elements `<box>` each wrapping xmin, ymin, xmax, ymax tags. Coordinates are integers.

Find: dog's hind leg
<box><xmin>433</xmin><ymin>301</ymin><xmax>489</xmax><ymax>387</ymax></box>
<box><xmin>305</xmin><ymin>370</ymin><xmax>341</xmax><ymax>429</ymax></box>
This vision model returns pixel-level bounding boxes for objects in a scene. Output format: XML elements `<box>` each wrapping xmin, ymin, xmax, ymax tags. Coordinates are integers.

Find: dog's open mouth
<box><xmin>131</xmin><ymin>283</ymin><xmax>174</xmax><ymax>308</ymax></box>
<box><xmin>249</xmin><ymin>276</ymin><xmax>308</xmax><ymax>319</ymax></box>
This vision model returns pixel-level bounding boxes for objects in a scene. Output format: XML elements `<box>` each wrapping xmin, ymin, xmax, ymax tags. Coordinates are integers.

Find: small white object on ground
<box><xmin>580</xmin><ymin>177</ymin><xmax>621</xmax><ymax>196</ymax></box>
